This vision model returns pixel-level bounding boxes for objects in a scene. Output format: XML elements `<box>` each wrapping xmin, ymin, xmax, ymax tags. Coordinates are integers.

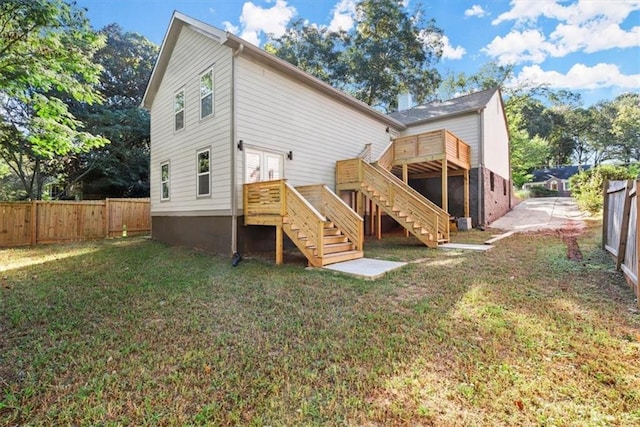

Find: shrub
<box><xmin>527</xmin><ymin>186</ymin><xmax>559</xmax><ymax>198</ymax></box>
<box><xmin>570</xmin><ymin>165</ymin><xmax>637</xmax><ymax>213</ymax></box>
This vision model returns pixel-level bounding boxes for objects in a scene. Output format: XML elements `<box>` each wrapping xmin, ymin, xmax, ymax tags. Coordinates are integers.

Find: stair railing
<box><xmin>359</xmin><ymin>160</ymin><xmax>449</xmax><ymax>241</ymax></box>
<box><xmin>283</xmin><ymin>183</ymin><xmax>326</xmax><ymax>260</ymax></box>
<box><xmin>296</xmin><ymin>184</ymin><xmax>364</xmax><ymax>252</ymax></box>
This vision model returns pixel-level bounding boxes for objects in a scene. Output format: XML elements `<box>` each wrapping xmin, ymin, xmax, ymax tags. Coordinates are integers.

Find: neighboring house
<box><xmin>387</xmin><ymin>88</ymin><xmax>513</xmax><ymax>227</ymax></box>
<box><xmin>522</xmin><ymin>165</ymin><xmax>590</xmax><ymax>197</ymax></box>
<box><xmin>142</xmin><ymin>12</ymin><xmax>511</xmax><ymax>265</ymax></box>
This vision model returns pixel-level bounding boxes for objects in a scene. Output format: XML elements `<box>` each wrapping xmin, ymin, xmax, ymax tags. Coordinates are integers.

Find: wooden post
<box><xmin>105</xmin><ymin>198</ymin><xmax>110</xmax><ymax>238</ymax></box>
<box><xmin>441</xmin><ymin>158</ymin><xmax>448</xmax><ymax>213</ymax></box>
<box><xmin>403</xmin><ymin>164</ymin><xmax>409</xmax><ymax>238</ymax></box>
<box><xmin>30</xmin><ymin>200</ymin><xmax>37</xmax><ymax>245</ymax></box>
<box><xmin>602</xmin><ymin>180</ymin><xmax>609</xmax><ymax>250</ymax></box>
<box><xmin>376</xmin><ymin>203</ymin><xmax>382</xmax><ymax>240</ymax></box>
<box><xmin>616</xmin><ymin>180</ymin><xmax>633</xmax><ymax>269</ymax></box>
<box><xmin>636</xmin><ymin>180</ymin><xmax>640</xmax><ymax>308</ymax></box>
<box><xmin>275</xmin><ymin>225</ymin><xmax>283</xmax><ymax>265</ymax></box>
<box><xmin>463</xmin><ymin>169</ymin><xmax>470</xmax><ymax>218</ymax></box>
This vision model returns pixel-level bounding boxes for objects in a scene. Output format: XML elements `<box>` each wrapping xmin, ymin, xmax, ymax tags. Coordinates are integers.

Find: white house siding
<box><xmin>235</xmin><ymin>55</ymin><xmax>395</xmax><ymax>198</ymax></box>
<box><xmin>149</xmin><ymin>26</ymin><xmax>233</xmax><ymax>215</ymax></box>
<box><xmin>482</xmin><ymin>93</ymin><xmax>510</xmax><ymax>178</ymax></box>
<box><xmin>398</xmin><ymin>114</ymin><xmax>480</xmax><ymax>167</ymax></box>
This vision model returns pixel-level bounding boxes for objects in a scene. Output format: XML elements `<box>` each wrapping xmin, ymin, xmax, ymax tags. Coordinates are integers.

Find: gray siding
<box><xmin>235</xmin><ymin>55</ymin><xmax>395</xmax><ymax>196</ymax></box>
<box><xmin>149</xmin><ymin>26</ymin><xmax>233</xmax><ymax>215</ymax></box>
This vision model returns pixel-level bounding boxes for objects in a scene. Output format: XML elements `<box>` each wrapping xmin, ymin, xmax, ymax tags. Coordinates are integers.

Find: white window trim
<box><xmin>196</xmin><ymin>148</ymin><xmax>211</xmax><ymax>198</ymax></box>
<box><xmin>160</xmin><ymin>161</ymin><xmax>170</xmax><ymax>201</ymax></box>
<box><xmin>200</xmin><ymin>67</ymin><xmax>214</xmax><ymax>120</ymax></box>
<box><xmin>174</xmin><ymin>88</ymin><xmax>185</xmax><ymax>132</ymax></box>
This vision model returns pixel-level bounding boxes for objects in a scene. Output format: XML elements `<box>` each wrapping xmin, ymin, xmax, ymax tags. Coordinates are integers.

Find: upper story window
<box><xmin>161</xmin><ymin>162</ymin><xmax>170</xmax><ymax>201</ymax></box>
<box><xmin>174</xmin><ymin>89</ymin><xmax>185</xmax><ymax>131</ymax></box>
<box><xmin>200</xmin><ymin>68</ymin><xmax>214</xmax><ymax>119</ymax></box>
<box><xmin>197</xmin><ymin>148</ymin><xmax>210</xmax><ymax>197</ymax></box>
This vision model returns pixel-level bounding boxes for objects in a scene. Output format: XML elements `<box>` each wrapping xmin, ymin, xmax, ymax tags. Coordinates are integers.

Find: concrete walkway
<box><xmin>489</xmin><ymin>197</ymin><xmax>587</xmax><ymax>232</ymax></box>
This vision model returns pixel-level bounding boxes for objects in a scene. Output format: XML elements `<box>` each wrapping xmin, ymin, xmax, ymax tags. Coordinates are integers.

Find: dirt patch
<box><xmin>558</xmin><ymin>220</ymin><xmax>586</xmax><ymax>261</ymax></box>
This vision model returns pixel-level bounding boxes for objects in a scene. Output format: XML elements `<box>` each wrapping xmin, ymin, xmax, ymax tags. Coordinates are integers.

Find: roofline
<box><xmin>142</xmin><ymin>12</ymin><xmax>406</xmax><ymax>130</ymax></box>
<box><xmin>401</xmin><ymin>106</ymin><xmax>486</xmax><ymax>127</ymax></box>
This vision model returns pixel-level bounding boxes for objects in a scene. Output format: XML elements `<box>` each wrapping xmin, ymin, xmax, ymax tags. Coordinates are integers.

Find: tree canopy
<box><xmin>267</xmin><ymin>0</ymin><xmax>443</xmax><ymax>112</ymax></box>
<box><xmin>61</xmin><ymin>24</ymin><xmax>158</xmax><ymax>198</ymax></box>
<box><xmin>0</xmin><ymin>0</ymin><xmax>107</xmax><ymax>199</ymax></box>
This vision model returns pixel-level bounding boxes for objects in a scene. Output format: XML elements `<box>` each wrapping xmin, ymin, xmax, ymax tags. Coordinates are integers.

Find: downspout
<box><xmin>477</xmin><ymin>109</ymin><xmax>484</xmax><ymax>227</ymax></box>
<box><xmin>230</xmin><ymin>43</ymin><xmax>244</xmax><ymax>256</ymax></box>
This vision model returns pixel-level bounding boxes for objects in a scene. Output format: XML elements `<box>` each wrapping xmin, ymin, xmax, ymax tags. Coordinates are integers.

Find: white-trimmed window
<box><xmin>197</xmin><ymin>148</ymin><xmax>210</xmax><ymax>197</ymax></box>
<box><xmin>200</xmin><ymin>68</ymin><xmax>214</xmax><ymax>119</ymax></box>
<box><xmin>174</xmin><ymin>89</ymin><xmax>185</xmax><ymax>131</ymax></box>
<box><xmin>563</xmin><ymin>181</ymin><xmax>571</xmax><ymax>191</ymax></box>
<box><xmin>550</xmin><ymin>181</ymin><xmax>558</xmax><ymax>191</ymax></box>
<box><xmin>161</xmin><ymin>162</ymin><xmax>170</xmax><ymax>201</ymax></box>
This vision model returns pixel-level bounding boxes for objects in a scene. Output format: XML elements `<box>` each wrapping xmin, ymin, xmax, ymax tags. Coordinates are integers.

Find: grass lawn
<box><xmin>1</xmin><ymin>221</ymin><xmax>639</xmax><ymax>425</ymax></box>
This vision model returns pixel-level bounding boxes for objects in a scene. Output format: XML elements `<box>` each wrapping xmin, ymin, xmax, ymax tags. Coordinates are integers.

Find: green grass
<box><xmin>1</xmin><ymin>223</ymin><xmax>639</xmax><ymax>426</ymax></box>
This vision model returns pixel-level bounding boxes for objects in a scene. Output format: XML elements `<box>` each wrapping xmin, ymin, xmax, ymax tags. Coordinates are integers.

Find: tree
<box><xmin>61</xmin><ymin>24</ymin><xmax>158</xmax><ymax>198</ymax></box>
<box><xmin>268</xmin><ymin>0</ymin><xmax>443</xmax><ymax>111</ymax></box>
<box><xmin>610</xmin><ymin>93</ymin><xmax>640</xmax><ymax>163</ymax></box>
<box><xmin>347</xmin><ymin>0</ymin><xmax>443</xmax><ymax>110</ymax></box>
<box><xmin>264</xmin><ymin>19</ymin><xmax>348</xmax><ymax>89</ymax></box>
<box><xmin>0</xmin><ymin>0</ymin><xmax>107</xmax><ymax>200</ymax></box>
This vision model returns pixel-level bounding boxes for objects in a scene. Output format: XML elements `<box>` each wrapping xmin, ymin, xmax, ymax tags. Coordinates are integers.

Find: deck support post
<box><xmin>441</xmin><ymin>159</ymin><xmax>448</xmax><ymax>213</ymax></box>
<box><xmin>275</xmin><ymin>225</ymin><xmax>283</xmax><ymax>265</ymax></box>
<box><xmin>376</xmin><ymin>203</ymin><xmax>382</xmax><ymax>240</ymax></box>
<box><xmin>403</xmin><ymin>164</ymin><xmax>409</xmax><ymax>238</ymax></box>
<box><xmin>463</xmin><ymin>169</ymin><xmax>470</xmax><ymax>218</ymax></box>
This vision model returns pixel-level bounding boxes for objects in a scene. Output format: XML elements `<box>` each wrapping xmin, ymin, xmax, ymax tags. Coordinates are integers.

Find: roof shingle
<box><xmin>388</xmin><ymin>87</ymin><xmax>499</xmax><ymax>125</ymax></box>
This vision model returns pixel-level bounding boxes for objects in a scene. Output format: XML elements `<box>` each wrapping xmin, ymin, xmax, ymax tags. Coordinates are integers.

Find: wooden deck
<box><xmin>373</xmin><ymin>129</ymin><xmax>470</xmax><ymax>216</ymax></box>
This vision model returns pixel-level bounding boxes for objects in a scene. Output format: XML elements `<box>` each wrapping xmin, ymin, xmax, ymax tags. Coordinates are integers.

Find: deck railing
<box><xmin>377</xmin><ymin>129</ymin><xmax>471</xmax><ymax>170</ymax></box>
<box><xmin>296</xmin><ymin>184</ymin><xmax>364</xmax><ymax>251</ymax></box>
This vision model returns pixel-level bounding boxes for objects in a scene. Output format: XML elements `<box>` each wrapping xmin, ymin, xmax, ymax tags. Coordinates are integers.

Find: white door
<box><xmin>245</xmin><ymin>148</ymin><xmax>284</xmax><ymax>183</ymax></box>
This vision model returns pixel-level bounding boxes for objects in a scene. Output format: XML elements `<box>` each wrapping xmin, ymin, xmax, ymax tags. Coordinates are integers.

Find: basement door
<box><xmin>245</xmin><ymin>148</ymin><xmax>284</xmax><ymax>183</ymax></box>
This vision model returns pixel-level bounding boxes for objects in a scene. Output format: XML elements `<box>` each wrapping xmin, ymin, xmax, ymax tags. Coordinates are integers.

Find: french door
<box><xmin>245</xmin><ymin>148</ymin><xmax>284</xmax><ymax>183</ymax></box>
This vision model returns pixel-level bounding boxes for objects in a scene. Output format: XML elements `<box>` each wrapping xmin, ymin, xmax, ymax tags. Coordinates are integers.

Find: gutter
<box><xmin>230</xmin><ymin>43</ymin><xmax>244</xmax><ymax>255</ymax></box>
<box><xmin>477</xmin><ymin>109</ymin><xmax>484</xmax><ymax>227</ymax></box>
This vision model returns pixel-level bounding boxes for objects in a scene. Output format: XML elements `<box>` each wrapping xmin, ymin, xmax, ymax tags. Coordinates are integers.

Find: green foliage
<box><xmin>570</xmin><ymin>164</ymin><xmax>637</xmax><ymax>213</ymax></box>
<box><xmin>61</xmin><ymin>24</ymin><xmax>158</xmax><ymax>198</ymax></box>
<box><xmin>268</xmin><ymin>0</ymin><xmax>443</xmax><ymax>111</ymax></box>
<box><xmin>0</xmin><ymin>0</ymin><xmax>107</xmax><ymax>199</ymax></box>
<box><xmin>527</xmin><ymin>186</ymin><xmax>558</xmax><ymax>198</ymax></box>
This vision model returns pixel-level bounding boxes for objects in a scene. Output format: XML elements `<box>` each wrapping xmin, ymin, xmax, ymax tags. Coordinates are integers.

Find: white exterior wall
<box><xmin>482</xmin><ymin>93</ymin><xmax>510</xmax><ymax>178</ymax></box>
<box><xmin>149</xmin><ymin>26</ymin><xmax>233</xmax><ymax>215</ymax></box>
<box><xmin>235</xmin><ymin>55</ymin><xmax>395</xmax><ymax>195</ymax></box>
<box><xmin>398</xmin><ymin>113</ymin><xmax>481</xmax><ymax>167</ymax></box>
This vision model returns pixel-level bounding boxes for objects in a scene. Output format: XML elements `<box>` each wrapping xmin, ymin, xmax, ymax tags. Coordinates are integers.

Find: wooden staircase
<box><xmin>337</xmin><ymin>158</ymin><xmax>450</xmax><ymax>248</ymax></box>
<box><xmin>244</xmin><ymin>180</ymin><xmax>363</xmax><ymax>267</ymax></box>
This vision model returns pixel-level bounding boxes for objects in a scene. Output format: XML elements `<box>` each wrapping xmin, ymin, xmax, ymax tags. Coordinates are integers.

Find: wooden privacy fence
<box><xmin>603</xmin><ymin>180</ymin><xmax>639</xmax><ymax>307</ymax></box>
<box><xmin>0</xmin><ymin>198</ymin><xmax>150</xmax><ymax>247</ymax></box>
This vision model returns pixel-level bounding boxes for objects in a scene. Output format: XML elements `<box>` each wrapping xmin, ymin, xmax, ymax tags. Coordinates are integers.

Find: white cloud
<box><xmin>485</xmin><ymin>1</ymin><xmax>640</xmax><ymax>64</ymax></box>
<box><xmin>222</xmin><ymin>21</ymin><xmax>239</xmax><ymax>35</ymax></box>
<box><xmin>465</xmin><ymin>5</ymin><xmax>488</xmax><ymax>18</ymax></box>
<box><xmin>512</xmin><ymin>63</ymin><xmax>640</xmax><ymax>90</ymax></box>
<box><xmin>483</xmin><ymin>29</ymin><xmax>550</xmax><ymax>65</ymax></box>
<box><xmin>235</xmin><ymin>0</ymin><xmax>296</xmax><ymax>45</ymax></box>
<box><xmin>328</xmin><ymin>0</ymin><xmax>356</xmax><ymax>32</ymax></box>
<box><xmin>441</xmin><ymin>35</ymin><xmax>466</xmax><ymax>60</ymax></box>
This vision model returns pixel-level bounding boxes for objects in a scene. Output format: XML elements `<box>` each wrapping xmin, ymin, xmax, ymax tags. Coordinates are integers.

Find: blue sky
<box><xmin>77</xmin><ymin>0</ymin><xmax>639</xmax><ymax>106</ymax></box>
